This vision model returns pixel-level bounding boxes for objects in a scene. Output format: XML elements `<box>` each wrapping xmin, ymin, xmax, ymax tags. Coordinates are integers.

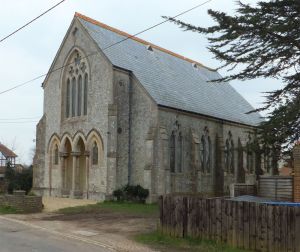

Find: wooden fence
<box><xmin>258</xmin><ymin>176</ymin><xmax>293</xmax><ymax>201</ymax></box>
<box><xmin>159</xmin><ymin>195</ymin><xmax>300</xmax><ymax>252</ymax></box>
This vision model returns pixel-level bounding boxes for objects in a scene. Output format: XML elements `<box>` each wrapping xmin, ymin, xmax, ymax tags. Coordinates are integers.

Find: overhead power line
<box><xmin>0</xmin><ymin>0</ymin><xmax>66</xmax><ymax>44</ymax></box>
<box><xmin>0</xmin><ymin>0</ymin><xmax>213</xmax><ymax>96</ymax></box>
<box><xmin>0</xmin><ymin>121</ymin><xmax>38</xmax><ymax>124</ymax></box>
<box><xmin>0</xmin><ymin>116</ymin><xmax>41</xmax><ymax>121</ymax></box>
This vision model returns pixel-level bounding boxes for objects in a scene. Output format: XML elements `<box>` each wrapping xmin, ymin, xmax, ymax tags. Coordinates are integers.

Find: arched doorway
<box><xmin>75</xmin><ymin>137</ymin><xmax>86</xmax><ymax>194</ymax></box>
<box><xmin>48</xmin><ymin>134</ymin><xmax>60</xmax><ymax>196</ymax></box>
<box><xmin>86</xmin><ymin>130</ymin><xmax>104</xmax><ymax>198</ymax></box>
<box><xmin>61</xmin><ymin>137</ymin><xmax>73</xmax><ymax>195</ymax></box>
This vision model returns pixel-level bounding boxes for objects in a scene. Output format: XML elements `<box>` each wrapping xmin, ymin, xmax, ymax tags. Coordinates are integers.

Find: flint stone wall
<box><xmin>0</xmin><ymin>191</ymin><xmax>42</xmax><ymax>213</ymax></box>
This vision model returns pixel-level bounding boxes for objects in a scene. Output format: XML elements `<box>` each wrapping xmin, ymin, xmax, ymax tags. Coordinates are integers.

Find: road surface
<box><xmin>0</xmin><ymin>216</ymin><xmax>113</xmax><ymax>252</ymax></box>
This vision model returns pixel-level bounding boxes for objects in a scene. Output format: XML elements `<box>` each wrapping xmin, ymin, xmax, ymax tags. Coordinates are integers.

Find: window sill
<box><xmin>63</xmin><ymin>115</ymin><xmax>87</xmax><ymax>124</ymax></box>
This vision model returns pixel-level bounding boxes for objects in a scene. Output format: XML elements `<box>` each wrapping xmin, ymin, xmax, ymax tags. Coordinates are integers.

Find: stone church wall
<box><xmin>130</xmin><ymin>76</ymin><xmax>158</xmax><ymax>190</ymax></box>
<box><xmin>113</xmin><ymin>69</ymin><xmax>158</xmax><ymax>193</ymax></box>
<box><xmin>37</xmin><ymin>19</ymin><xmax>115</xmax><ymax>199</ymax></box>
<box><xmin>33</xmin><ymin>115</ymin><xmax>46</xmax><ymax>195</ymax></box>
<box><xmin>154</xmin><ymin>107</ymin><xmax>256</xmax><ymax>198</ymax></box>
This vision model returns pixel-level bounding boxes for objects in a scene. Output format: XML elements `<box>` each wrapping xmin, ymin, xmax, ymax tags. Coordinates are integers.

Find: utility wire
<box><xmin>0</xmin><ymin>121</ymin><xmax>38</xmax><ymax>124</ymax></box>
<box><xmin>0</xmin><ymin>117</ymin><xmax>41</xmax><ymax>121</ymax></box>
<box><xmin>0</xmin><ymin>0</ymin><xmax>66</xmax><ymax>44</ymax></box>
<box><xmin>0</xmin><ymin>0</ymin><xmax>212</xmax><ymax>95</ymax></box>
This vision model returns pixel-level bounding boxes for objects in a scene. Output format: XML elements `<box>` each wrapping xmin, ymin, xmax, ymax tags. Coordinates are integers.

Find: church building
<box><xmin>33</xmin><ymin>13</ymin><xmax>265</xmax><ymax>201</ymax></box>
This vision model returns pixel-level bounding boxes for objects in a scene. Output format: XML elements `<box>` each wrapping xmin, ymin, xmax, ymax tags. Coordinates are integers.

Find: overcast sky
<box><xmin>0</xmin><ymin>0</ymin><xmax>283</xmax><ymax>164</ymax></box>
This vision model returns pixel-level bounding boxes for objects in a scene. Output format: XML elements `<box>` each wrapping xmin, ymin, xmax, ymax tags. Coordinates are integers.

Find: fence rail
<box><xmin>159</xmin><ymin>195</ymin><xmax>300</xmax><ymax>252</ymax></box>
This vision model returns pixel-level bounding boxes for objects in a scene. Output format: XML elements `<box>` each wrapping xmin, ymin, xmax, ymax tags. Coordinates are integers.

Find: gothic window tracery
<box><xmin>200</xmin><ymin>127</ymin><xmax>211</xmax><ymax>173</ymax></box>
<box><xmin>64</xmin><ymin>50</ymin><xmax>89</xmax><ymax>119</ymax></box>
<box><xmin>225</xmin><ymin>131</ymin><xmax>234</xmax><ymax>174</ymax></box>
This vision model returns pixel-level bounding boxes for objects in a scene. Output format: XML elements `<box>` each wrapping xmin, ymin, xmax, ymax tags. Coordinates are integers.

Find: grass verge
<box><xmin>135</xmin><ymin>231</ymin><xmax>253</xmax><ymax>252</ymax></box>
<box><xmin>57</xmin><ymin>201</ymin><xmax>158</xmax><ymax>217</ymax></box>
<box><xmin>0</xmin><ymin>205</ymin><xmax>17</xmax><ymax>214</ymax></box>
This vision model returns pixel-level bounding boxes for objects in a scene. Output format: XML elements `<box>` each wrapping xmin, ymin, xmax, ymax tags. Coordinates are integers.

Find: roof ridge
<box><xmin>74</xmin><ymin>12</ymin><xmax>216</xmax><ymax>72</ymax></box>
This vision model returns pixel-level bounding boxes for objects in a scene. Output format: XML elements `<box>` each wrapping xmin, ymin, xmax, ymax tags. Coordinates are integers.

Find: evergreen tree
<box><xmin>164</xmin><ymin>0</ymin><xmax>300</xmax><ymax>152</ymax></box>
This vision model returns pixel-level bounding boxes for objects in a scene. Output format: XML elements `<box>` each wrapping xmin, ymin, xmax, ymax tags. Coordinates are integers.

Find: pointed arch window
<box><xmin>71</xmin><ymin>77</ymin><xmax>76</xmax><ymax>117</ymax></box>
<box><xmin>177</xmin><ymin>133</ymin><xmax>183</xmax><ymax>173</ymax></box>
<box><xmin>225</xmin><ymin>131</ymin><xmax>234</xmax><ymax>174</ymax></box>
<box><xmin>92</xmin><ymin>142</ymin><xmax>99</xmax><ymax>165</ymax></box>
<box><xmin>77</xmin><ymin>75</ymin><xmax>82</xmax><ymax>116</ymax></box>
<box><xmin>83</xmin><ymin>73</ymin><xmax>88</xmax><ymax>115</ymax></box>
<box><xmin>246</xmin><ymin>135</ymin><xmax>254</xmax><ymax>173</ymax></box>
<box><xmin>66</xmin><ymin>79</ymin><xmax>70</xmax><ymax>118</ymax></box>
<box><xmin>63</xmin><ymin>50</ymin><xmax>89</xmax><ymax>119</ymax></box>
<box><xmin>170</xmin><ymin>131</ymin><xmax>176</xmax><ymax>173</ymax></box>
<box><xmin>225</xmin><ymin>133</ymin><xmax>235</xmax><ymax>173</ymax></box>
<box><xmin>54</xmin><ymin>145</ymin><xmax>59</xmax><ymax>165</ymax></box>
<box><xmin>200</xmin><ymin>127</ymin><xmax>211</xmax><ymax>173</ymax></box>
<box><xmin>225</xmin><ymin>140</ymin><xmax>229</xmax><ymax>172</ymax></box>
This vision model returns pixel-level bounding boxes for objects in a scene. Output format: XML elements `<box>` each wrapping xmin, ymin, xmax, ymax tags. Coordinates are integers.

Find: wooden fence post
<box><xmin>182</xmin><ymin>196</ymin><xmax>188</xmax><ymax>238</ymax></box>
<box><xmin>159</xmin><ymin>195</ymin><xmax>163</xmax><ymax>229</ymax></box>
<box><xmin>295</xmin><ymin>207</ymin><xmax>300</xmax><ymax>252</ymax></box>
<box><xmin>293</xmin><ymin>144</ymin><xmax>300</xmax><ymax>202</ymax></box>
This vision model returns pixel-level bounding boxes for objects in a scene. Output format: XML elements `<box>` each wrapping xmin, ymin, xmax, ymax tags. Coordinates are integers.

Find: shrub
<box><xmin>113</xmin><ymin>184</ymin><xmax>149</xmax><ymax>203</ymax></box>
<box><xmin>113</xmin><ymin>189</ymin><xmax>123</xmax><ymax>201</ymax></box>
<box><xmin>27</xmin><ymin>190</ymin><xmax>36</xmax><ymax>196</ymax></box>
<box><xmin>5</xmin><ymin>163</ymin><xmax>33</xmax><ymax>194</ymax></box>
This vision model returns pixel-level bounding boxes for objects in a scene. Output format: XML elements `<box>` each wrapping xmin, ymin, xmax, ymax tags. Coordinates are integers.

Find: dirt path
<box><xmin>42</xmin><ymin>196</ymin><xmax>98</xmax><ymax>212</ymax></box>
<box><xmin>9</xmin><ymin>197</ymin><xmax>158</xmax><ymax>252</ymax></box>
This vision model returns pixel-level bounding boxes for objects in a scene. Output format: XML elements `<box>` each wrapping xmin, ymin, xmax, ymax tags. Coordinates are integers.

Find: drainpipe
<box><xmin>128</xmin><ymin>72</ymin><xmax>133</xmax><ymax>185</ymax></box>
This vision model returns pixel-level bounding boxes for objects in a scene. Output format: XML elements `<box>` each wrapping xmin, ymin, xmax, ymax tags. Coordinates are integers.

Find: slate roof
<box><xmin>0</xmin><ymin>143</ymin><xmax>17</xmax><ymax>158</ymax></box>
<box><xmin>76</xmin><ymin>13</ymin><xmax>262</xmax><ymax>126</ymax></box>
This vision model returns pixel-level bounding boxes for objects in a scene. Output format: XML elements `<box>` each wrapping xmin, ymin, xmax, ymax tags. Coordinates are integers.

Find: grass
<box><xmin>57</xmin><ymin>201</ymin><xmax>158</xmax><ymax>217</ymax></box>
<box><xmin>135</xmin><ymin>231</ymin><xmax>253</xmax><ymax>252</ymax></box>
<box><xmin>0</xmin><ymin>205</ymin><xmax>17</xmax><ymax>214</ymax></box>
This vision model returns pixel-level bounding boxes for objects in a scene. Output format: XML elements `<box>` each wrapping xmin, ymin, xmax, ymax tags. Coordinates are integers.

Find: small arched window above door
<box><xmin>92</xmin><ymin>142</ymin><xmax>98</xmax><ymax>165</ymax></box>
<box><xmin>54</xmin><ymin>145</ymin><xmax>59</xmax><ymax>165</ymax></box>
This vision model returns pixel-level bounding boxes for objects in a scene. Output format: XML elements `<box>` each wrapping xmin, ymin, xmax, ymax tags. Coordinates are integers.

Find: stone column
<box><xmin>293</xmin><ymin>145</ymin><xmax>300</xmax><ymax>202</ymax></box>
<box><xmin>71</xmin><ymin>152</ymin><xmax>80</xmax><ymax>197</ymax></box>
<box><xmin>85</xmin><ymin>151</ymin><xmax>90</xmax><ymax>199</ymax></box>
